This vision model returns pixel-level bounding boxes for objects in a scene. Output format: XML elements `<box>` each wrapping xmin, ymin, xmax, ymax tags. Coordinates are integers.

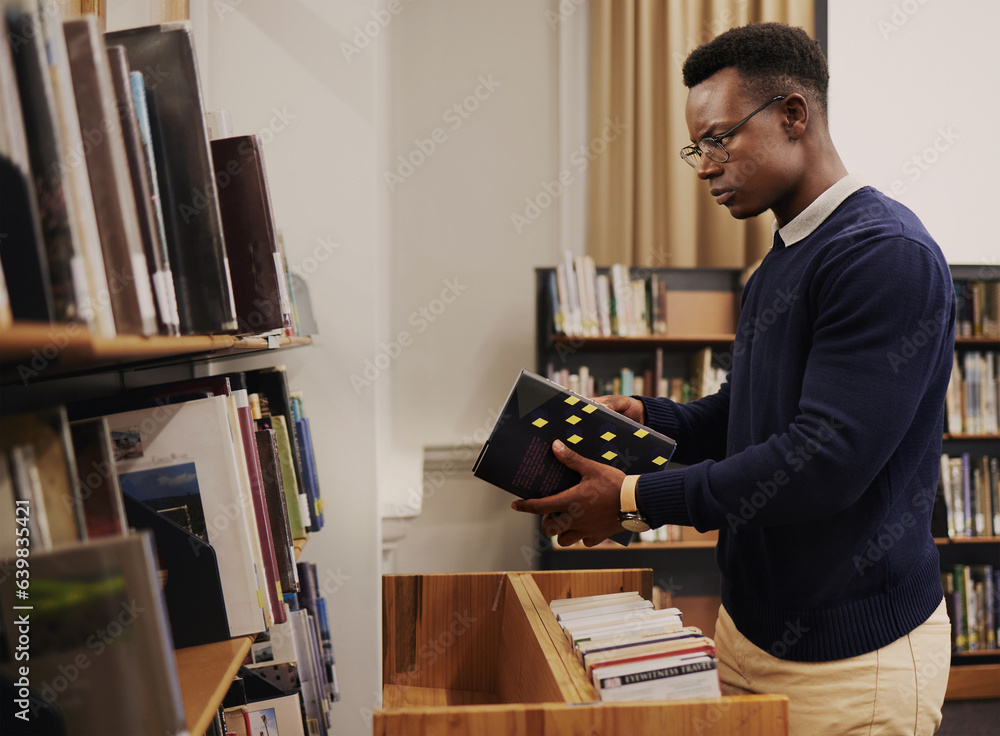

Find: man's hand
<box><xmin>593</xmin><ymin>394</ymin><xmax>646</xmax><ymax>424</ymax></box>
<box><xmin>510</xmin><ymin>439</ymin><xmax>625</xmax><ymax>547</ymax></box>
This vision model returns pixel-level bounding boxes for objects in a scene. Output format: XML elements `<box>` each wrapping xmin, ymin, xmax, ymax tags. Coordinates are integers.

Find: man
<box><xmin>513</xmin><ymin>22</ymin><xmax>954</xmax><ymax>735</ymax></box>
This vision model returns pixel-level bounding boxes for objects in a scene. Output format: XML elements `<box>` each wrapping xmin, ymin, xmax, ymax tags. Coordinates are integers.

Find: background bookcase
<box><xmin>535</xmin><ymin>263</ymin><xmax>1000</xmax><ymax>702</ymax></box>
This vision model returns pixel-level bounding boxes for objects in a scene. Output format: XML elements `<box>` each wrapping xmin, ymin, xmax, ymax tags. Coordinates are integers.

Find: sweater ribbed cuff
<box><xmin>636</xmin><ymin>469</ymin><xmax>691</xmax><ymax>528</ymax></box>
<box><xmin>636</xmin><ymin>396</ymin><xmax>683</xmax><ymax>439</ymax></box>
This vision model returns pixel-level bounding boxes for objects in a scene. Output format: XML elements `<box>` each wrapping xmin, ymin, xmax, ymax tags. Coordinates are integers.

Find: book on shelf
<box><xmin>545</xmin><ymin>257</ymin><xmax>736</xmax><ymax>338</ymax></box>
<box><xmin>0</xmin><ymin>10</ymin><xmax>54</xmax><ymax>324</ymax></box>
<box><xmin>0</xmin><ymin>532</ymin><xmax>187</xmax><ymax>735</ymax></box>
<box><xmin>211</xmin><ymin>134</ymin><xmax>295</xmax><ymax>336</ymax></box>
<box><xmin>944</xmin><ymin>564</ymin><xmax>999</xmax><ymax>654</ymax></box>
<box><xmin>68</xmin><ymin>416</ymin><xmax>128</xmax><ymax>539</ymax></box>
<box><xmin>954</xmin><ymin>278</ymin><xmax>1000</xmax><ymax>339</ymax></box>
<box><xmin>101</xmin><ymin>395</ymin><xmax>268</xmax><ymax>637</ymax></box>
<box><xmin>0</xmin><ymin>406</ymin><xmax>86</xmax><ymax>549</ymax></box>
<box><xmin>938</xmin><ymin>451</ymin><xmax>998</xmax><ymax>539</ymax></box>
<box><xmin>105</xmin><ymin>43</ymin><xmax>181</xmax><ymax>335</ymax></box>
<box><xmin>473</xmin><ymin>369</ymin><xmax>677</xmax><ymax>545</ymax></box>
<box><xmin>946</xmin><ymin>350</ymin><xmax>999</xmax><ymax>435</ymax></box>
<box><xmin>3</xmin><ymin>1</ymin><xmax>92</xmax><ymax>327</ymax></box>
<box><xmin>63</xmin><ymin>16</ymin><xmax>160</xmax><ymax>337</ymax></box>
<box><xmin>105</xmin><ymin>21</ymin><xmax>238</xmax><ymax>335</ymax></box>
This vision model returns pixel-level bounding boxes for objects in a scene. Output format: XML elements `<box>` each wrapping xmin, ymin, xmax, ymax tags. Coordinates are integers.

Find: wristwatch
<box><xmin>618</xmin><ymin>475</ymin><xmax>651</xmax><ymax>533</ymax></box>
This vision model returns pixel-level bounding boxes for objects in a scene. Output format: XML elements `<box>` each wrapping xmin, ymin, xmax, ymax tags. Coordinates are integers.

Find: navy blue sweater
<box><xmin>636</xmin><ymin>187</ymin><xmax>955</xmax><ymax>662</ymax></box>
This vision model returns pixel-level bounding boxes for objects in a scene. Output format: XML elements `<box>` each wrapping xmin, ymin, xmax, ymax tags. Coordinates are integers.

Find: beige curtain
<box><xmin>587</xmin><ymin>0</ymin><xmax>815</xmax><ymax>268</ymax></box>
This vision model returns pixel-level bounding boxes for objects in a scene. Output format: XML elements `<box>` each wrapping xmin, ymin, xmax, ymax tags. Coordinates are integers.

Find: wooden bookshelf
<box><xmin>376</xmin><ymin>569</ymin><xmax>789</xmax><ymax>736</ymax></box>
<box><xmin>548</xmin><ymin>334</ymin><xmax>737</xmax><ymax>350</ymax></box>
<box><xmin>945</xmin><ymin>664</ymin><xmax>1000</xmax><ymax>700</ymax></box>
<box><xmin>0</xmin><ymin>322</ymin><xmax>311</xmax><ymax>380</ymax></box>
<box><xmin>175</xmin><ymin>635</ymin><xmax>254</xmax><ymax>736</ymax></box>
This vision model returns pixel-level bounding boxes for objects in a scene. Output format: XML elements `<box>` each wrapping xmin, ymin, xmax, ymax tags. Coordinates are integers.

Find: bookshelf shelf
<box><xmin>548</xmin><ymin>334</ymin><xmax>737</xmax><ymax>350</ymax></box>
<box><xmin>954</xmin><ymin>337</ymin><xmax>1000</xmax><ymax>346</ymax></box>
<box><xmin>0</xmin><ymin>322</ymin><xmax>312</xmax><ymax>380</ymax></box>
<box><xmin>944</xmin><ymin>664</ymin><xmax>1000</xmax><ymax>700</ymax></box>
<box><xmin>175</xmin><ymin>635</ymin><xmax>254</xmax><ymax>736</ymax></box>
<box><xmin>934</xmin><ymin>536</ymin><xmax>1000</xmax><ymax>545</ymax></box>
<box><xmin>942</xmin><ymin>433</ymin><xmax>1000</xmax><ymax>441</ymax></box>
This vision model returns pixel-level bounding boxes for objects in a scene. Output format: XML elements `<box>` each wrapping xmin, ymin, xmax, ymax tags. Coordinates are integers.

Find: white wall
<box><xmin>197</xmin><ymin>1</ymin><xmax>384</xmax><ymax>733</ymax></box>
<box><xmin>829</xmin><ymin>0</ymin><xmax>999</xmax><ymax>267</ymax></box>
<box><xmin>379</xmin><ymin>0</ymin><xmax>562</xmax><ymax>570</ymax></box>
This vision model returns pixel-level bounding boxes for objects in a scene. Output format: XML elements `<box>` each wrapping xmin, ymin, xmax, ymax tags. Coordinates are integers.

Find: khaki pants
<box><xmin>715</xmin><ymin>599</ymin><xmax>951</xmax><ymax>736</ymax></box>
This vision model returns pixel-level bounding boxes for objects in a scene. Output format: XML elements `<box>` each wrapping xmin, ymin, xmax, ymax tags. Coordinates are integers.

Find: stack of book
<box><xmin>945</xmin><ymin>351</ymin><xmax>999</xmax><ymax>436</ymax></box>
<box><xmin>546</xmin><ymin>252</ymin><xmax>735</xmax><ymax>339</ymax></box>
<box><xmin>0</xmin><ymin>1</ymin><xmax>304</xmax><ymax>338</ymax></box>
<box><xmin>221</xmin><ymin>561</ymin><xmax>340</xmax><ymax>736</ymax></box>
<box><xmin>954</xmin><ymin>279</ymin><xmax>1000</xmax><ymax>339</ymax></box>
<box><xmin>547</xmin><ymin>346</ymin><xmax>727</xmax><ymax>402</ymax></box>
<box><xmin>0</xmin><ymin>367</ymin><xmax>328</xmax><ymax>733</ymax></box>
<box><xmin>549</xmin><ymin>591</ymin><xmax>720</xmax><ymax>702</ymax></box>
<box><xmin>938</xmin><ymin>452</ymin><xmax>999</xmax><ymax>539</ymax></box>
<box><xmin>943</xmin><ymin>564</ymin><xmax>998</xmax><ymax>654</ymax></box>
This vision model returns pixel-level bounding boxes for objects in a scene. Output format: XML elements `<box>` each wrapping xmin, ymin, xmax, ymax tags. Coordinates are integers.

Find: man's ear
<box><xmin>782</xmin><ymin>94</ymin><xmax>809</xmax><ymax>141</ymax></box>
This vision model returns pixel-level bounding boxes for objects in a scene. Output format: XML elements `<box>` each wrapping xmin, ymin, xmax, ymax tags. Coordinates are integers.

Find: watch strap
<box><xmin>620</xmin><ymin>474</ymin><xmax>641</xmax><ymax>515</ymax></box>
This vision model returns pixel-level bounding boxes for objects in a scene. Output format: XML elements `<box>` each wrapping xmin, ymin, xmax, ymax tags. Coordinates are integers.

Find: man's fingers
<box><xmin>511</xmin><ymin>494</ymin><xmax>565</xmax><ymax>515</ymax></box>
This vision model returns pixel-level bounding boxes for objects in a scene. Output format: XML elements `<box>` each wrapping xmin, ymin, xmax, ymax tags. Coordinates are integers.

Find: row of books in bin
<box><xmin>0</xmin><ymin>1</ymin><xmax>307</xmax><ymax>338</ymax></box>
<box><xmin>549</xmin><ymin>591</ymin><xmax>721</xmax><ymax>702</ymax></box>
<box><xmin>943</xmin><ymin>564</ymin><xmax>998</xmax><ymax>654</ymax></box>
<box><xmin>0</xmin><ymin>366</ymin><xmax>334</xmax><ymax>735</ymax></box>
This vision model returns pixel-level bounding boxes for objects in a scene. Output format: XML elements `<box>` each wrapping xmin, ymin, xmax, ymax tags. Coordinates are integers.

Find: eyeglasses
<box><xmin>680</xmin><ymin>95</ymin><xmax>786</xmax><ymax>168</ymax></box>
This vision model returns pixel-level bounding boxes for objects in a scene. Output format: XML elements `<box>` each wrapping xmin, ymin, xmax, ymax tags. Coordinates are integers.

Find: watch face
<box><xmin>619</xmin><ymin>514</ymin><xmax>650</xmax><ymax>533</ymax></box>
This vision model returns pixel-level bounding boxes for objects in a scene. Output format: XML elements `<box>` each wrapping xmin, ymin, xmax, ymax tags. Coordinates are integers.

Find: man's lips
<box><xmin>712</xmin><ymin>189</ymin><xmax>734</xmax><ymax>205</ymax></box>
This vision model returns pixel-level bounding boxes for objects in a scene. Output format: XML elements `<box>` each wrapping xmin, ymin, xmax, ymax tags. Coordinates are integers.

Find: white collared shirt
<box><xmin>773</xmin><ymin>175</ymin><xmax>865</xmax><ymax>247</ymax></box>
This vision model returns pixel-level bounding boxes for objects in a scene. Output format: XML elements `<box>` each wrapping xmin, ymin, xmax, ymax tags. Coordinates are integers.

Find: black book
<box><xmin>474</xmin><ymin>369</ymin><xmax>677</xmax><ymax>502</ymax></box>
<box><xmin>105</xmin><ymin>23</ymin><xmax>237</xmax><ymax>335</ymax></box>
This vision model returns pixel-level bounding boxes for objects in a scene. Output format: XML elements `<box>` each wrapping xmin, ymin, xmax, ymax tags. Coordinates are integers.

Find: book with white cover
<box><xmin>560</xmin><ymin>604</ymin><xmax>678</xmax><ymax>633</ymax></box>
<box><xmin>549</xmin><ymin>591</ymin><xmax>642</xmax><ymax>612</ymax></box>
<box><xmin>569</xmin><ymin>609</ymin><xmax>684</xmax><ymax>647</ymax></box>
<box><xmin>596</xmin><ymin>653</ymin><xmax>720</xmax><ymax>702</ymax></box>
<box><xmin>103</xmin><ymin>396</ymin><xmax>266</xmax><ymax>637</ymax></box>
<box><xmin>246</xmin><ymin>693</ymin><xmax>305</xmax><ymax>736</ymax></box>
<box><xmin>555</xmin><ymin>598</ymin><xmax>653</xmax><ymax>623</ymax></box>
<box><xmin>584</xmin><ymin>634</ymin><xmax>715</xmax><ymax>676</ymax></box>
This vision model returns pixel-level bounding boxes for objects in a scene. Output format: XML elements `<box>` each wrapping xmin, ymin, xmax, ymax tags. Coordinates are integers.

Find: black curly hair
<box><xmin>682</xmin><ymin>22</ymin><xmax>829</xmax><ymax>121</ymax></box>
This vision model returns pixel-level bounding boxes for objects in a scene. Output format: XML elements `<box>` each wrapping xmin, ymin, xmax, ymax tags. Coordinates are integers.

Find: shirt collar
<box><xmin>772</xmin><ymin>175</ymin><xmax>865</xmax><ymax>247</ymax></box>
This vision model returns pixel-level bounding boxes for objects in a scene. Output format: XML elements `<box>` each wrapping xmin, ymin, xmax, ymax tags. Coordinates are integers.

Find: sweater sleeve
<box><xmin>637</xmin><ymin>235</ymin><xmax>955</xmax><ymax>533</ymax></box>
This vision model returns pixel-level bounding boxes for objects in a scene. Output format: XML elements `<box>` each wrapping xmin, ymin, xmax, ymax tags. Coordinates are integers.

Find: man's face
<box><xmin>684</xmin><ymin>67</ymin><xmax>795</xmax><ymax>221</ymax></box>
